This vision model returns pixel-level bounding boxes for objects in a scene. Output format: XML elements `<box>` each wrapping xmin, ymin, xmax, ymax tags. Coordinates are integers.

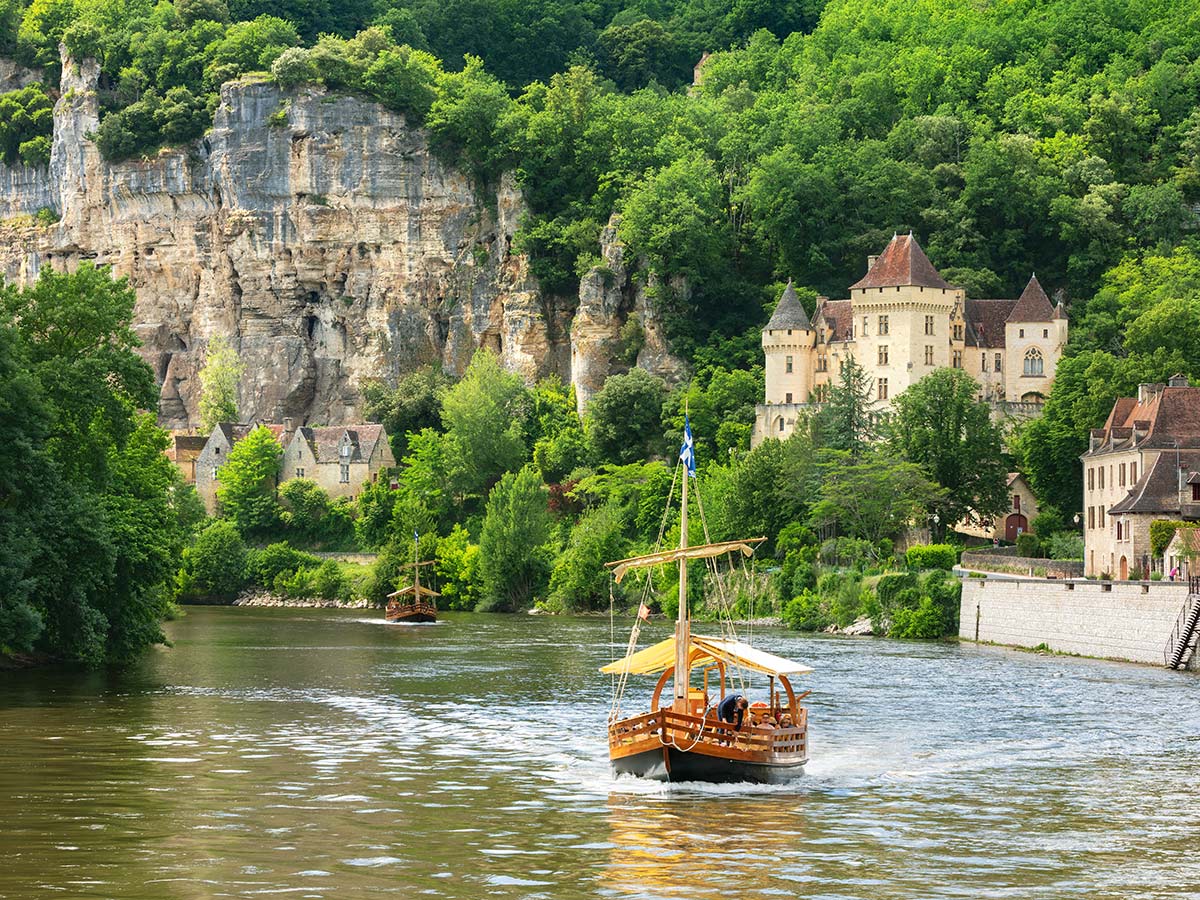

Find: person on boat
<box><xmin>717</xmin><ymin>694</ymin><xmax>749</xmax><ymax>730</ymax></box>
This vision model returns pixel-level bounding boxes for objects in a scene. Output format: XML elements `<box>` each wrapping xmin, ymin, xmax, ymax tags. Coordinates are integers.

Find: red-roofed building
<box><xmin>753</xmin><ymin>233</ymin><xmax>1068</xmax><ymax>446</ymax></box>
<box><xmin>1082</xmin><ymin>376</ymin><xmax>1200</xmax><ymax>578</ymax></box>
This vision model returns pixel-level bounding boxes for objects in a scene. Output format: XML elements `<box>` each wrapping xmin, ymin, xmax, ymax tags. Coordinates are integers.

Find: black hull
<box><xmin>386</xmin><ymin>613</ymin><xmax>437</xmax><ymax>624</ymax></box>
<box><xmin>612</xmin><ymin>746</ymin><xmax>804</xmax><ymax>785</ymax></box>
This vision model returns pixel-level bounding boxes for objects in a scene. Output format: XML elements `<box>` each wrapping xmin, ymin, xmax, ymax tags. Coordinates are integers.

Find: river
<box><xmin>1</xmin><ymin>607</ymin><xmax>1198</xmax><ymax>899</ymax></box>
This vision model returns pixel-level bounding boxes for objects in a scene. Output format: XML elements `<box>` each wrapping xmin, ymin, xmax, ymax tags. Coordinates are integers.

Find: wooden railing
<box><xmin>610</xmin><ymin>708</ymin><xmax>808</xmax><ymax>759</ymax></box>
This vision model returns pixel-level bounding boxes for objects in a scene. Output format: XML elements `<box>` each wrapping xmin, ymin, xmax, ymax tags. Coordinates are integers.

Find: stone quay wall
<box><xmin>959</xmin><ymin>577</ymin><xmax>1197</xmax><ymax>669</ymax></box>
<box><xmin>960</xmin><ymin>550</ymin><xmax>1084</xmax><ymax>578</ymax></box>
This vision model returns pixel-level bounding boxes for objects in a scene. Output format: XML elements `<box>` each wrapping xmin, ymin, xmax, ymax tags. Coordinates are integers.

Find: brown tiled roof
<box><xmin>964</xmin><ymin>298</ymin><xmax>1016</xmax><ymax>348</ymax></box>
<box><xmin>1089</xmin><ymin>386</ymin><xmax>1200</xmax><ymax>455</ymax></box>
<box><xmin>1007</xmin><ymin>275</ymin><xmax>1056</xmax><ymax>323</ymax></box>
<box><xmin>765</xmin><ymin>280</ymin><xmax>811</xmax><ymax>331</ymax></box>
<box><xmin>1109</xmin><ymin>450</ymin><xmax>1200</xmax><ymax>514</ymax></box>
<box><xmin>817</xmin><ymin>298</ymin><xmax>853</xmax><ymax>342</ymax></box>
<box><xmin>849</xmin><ymin>233</ymin><xmax>950</xmax><ymax>291</ymax></box>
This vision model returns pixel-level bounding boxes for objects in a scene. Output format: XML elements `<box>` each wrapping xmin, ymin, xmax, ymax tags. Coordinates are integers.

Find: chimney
<box><xmin>1138</xmin><ymin>383</ymin><xmax>1165</xmax><ymax>403</ymax></box>
<box><xmin>867</xmin><ymin>255</ymin><xmax>879</xmax><ymax>270</ymax></box>
<box><xmin>1169</xmin><ymin>373</ymin><xmax>1189</xmax><ymax>388</ymax></box>
<box><xmin>283</xmin><ymin>417</ymin><xmax>294</xmax><ymax>434</ymax></box>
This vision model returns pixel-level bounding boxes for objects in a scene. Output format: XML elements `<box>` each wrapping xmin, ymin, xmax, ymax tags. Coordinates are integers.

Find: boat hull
<box><xmin>612</xmin><ymin>745</ymin><xmax>804</xmax><ymax>785</ymax></box>
<box><xmin>386</xmin><ymin>611</ymin><xmax>437</xmax><ymax>623</ymax></box>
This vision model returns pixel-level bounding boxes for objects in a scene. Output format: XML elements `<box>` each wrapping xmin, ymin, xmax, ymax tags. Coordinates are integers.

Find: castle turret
<box><xmin>762</xmin><ymin>280</ymin><xmax>814</xmax><ymax>407</ymax></box>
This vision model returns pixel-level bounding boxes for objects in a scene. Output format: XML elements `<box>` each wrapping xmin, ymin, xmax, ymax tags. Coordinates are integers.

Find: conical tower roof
<box><xmin>849</xmin><ymin>232</ymin><xmax>950</xmax><ymax>291</ymax></box>
<box><xmin>765</xmin><ymin>279</ymin><xmax>811</xmax><ymax>331</ymax></box>
<box><xmin>1007</xmin><ymin>274</ymin><xmax>1056</xmax><ymax>323</ymax></box>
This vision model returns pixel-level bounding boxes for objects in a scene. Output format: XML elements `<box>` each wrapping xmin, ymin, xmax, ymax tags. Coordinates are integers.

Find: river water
<box><xmin>1</xmin><ymin>607</ymin><xmax>1198</xmax><ymax>899</ymax></box>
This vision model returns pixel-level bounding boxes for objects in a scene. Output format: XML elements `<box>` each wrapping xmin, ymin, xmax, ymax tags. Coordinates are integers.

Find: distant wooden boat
<box><xmin>386</xmin><ymin>538</ymin><xmax>439</xmax><ymax>624</ymax></box>
<box><xmin>601</xmin><ymin>419</ymin><xmax>811</xmax><ymax>784</ymax></box>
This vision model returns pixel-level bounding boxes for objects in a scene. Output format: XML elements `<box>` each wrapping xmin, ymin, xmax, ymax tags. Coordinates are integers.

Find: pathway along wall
<box><xmin>959</xmin><ymin>577</ymin><xmax>1199</xmax><ymax>670</ymax></box>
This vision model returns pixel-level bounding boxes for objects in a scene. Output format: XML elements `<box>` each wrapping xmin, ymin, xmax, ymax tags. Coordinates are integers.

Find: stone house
<box><xmin>752</xmin><ymin>233</ymin><xmax>1068</xmax><ymax>445</ymax></box>
<box><xmin>281</xmin><ymin>425</ymin><xmax>396</xmax><ymax>500</ymax></box>
<box><xmin>166</xmin><ymin>431</ymin><xmax>207</xmax><ymax>484</ymax></box>
<box><xmin>1082</xmin><ymin>377</ymin><xmax>1200</xmax><ymax>578</ymax></box>
<box><xmin>195</xmin><ymin>421</ymin><xmax>295</xmax><ymax>514</ymax></box>
<box><xmin>1164</xmin><ymin>528</ymin><xmax>1200</xmax><ymax>580</ymax></box>
<box><xmin>957</xmin><ymin>472</ymin><xmax>1041</xmax><ymax>543</ymax></box>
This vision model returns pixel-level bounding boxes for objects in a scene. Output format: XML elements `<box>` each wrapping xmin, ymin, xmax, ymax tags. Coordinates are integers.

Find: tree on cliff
<box><xmin>441</xmin><ymin>350</ymin><xmax>529</xmax><ymax>500</ymax></box>
<box><xmin>586</xmin><ymin>368</ymin><xmax>668</xmax><ymax>464</ymax></box>
<box><xmin>198</xmin><ymin>335</ymin><xmax>244</xmax><ymax>433</ymax></box>
<box><xmin>888</xmin><ymin>368</ymin><xmax>1009</xmax><ymax>541</ymax></box>
<box><xmin>216</xmin><ymin>425</ymin><xmax>283</xmax><ymax>535</ymax></box>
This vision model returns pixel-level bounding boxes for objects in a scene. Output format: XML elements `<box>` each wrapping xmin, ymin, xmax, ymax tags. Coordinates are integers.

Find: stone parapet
<box><xmin>960</xmin><ymin>550</ymin><xmax>1082</xmax><ymax>578</ymax></box>
<box><xmin>959</xmin><ymin>576</ymin><xmax>1195</xmax><ymax>668</ymax></box>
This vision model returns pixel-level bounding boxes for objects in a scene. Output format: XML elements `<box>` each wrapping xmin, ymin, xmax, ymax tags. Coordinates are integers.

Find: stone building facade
<box><xmin>196</xmin><ymin>420</ymin><xmax>393</xmax><ymax>513</ymax></box>
<box><xmin>752</xmin><ymin>233</ymin><xmax>1068</xmax><ymax>445</ymax></box>
<box><xmin>957</xmin><ymin>472</ymin><xmax>1042</xmax><ymax>543</ymax></box>
<box><xmin>1082</xmin><ymin>377</ymin><xmax>1200</xmax><ymax>578</ymax></box>
<box><xmin>281</xmin><ymin>425</ymin><xmax>396</xmax><ymax>500</ymax></box>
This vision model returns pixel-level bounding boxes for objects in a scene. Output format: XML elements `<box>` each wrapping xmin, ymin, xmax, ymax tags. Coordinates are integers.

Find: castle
<box><xmin>752</xmin><ymin>233</ymin><xmax>1067</xmax><ymax>445</ymax></box>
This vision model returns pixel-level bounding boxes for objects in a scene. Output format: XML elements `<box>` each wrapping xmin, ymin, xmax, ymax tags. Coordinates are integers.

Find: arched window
<box><xmin>1023</xmin><ymin>347</ymin><xmax>1044</xmax><ymax>376</ymax></box>
<box><xmin>777</xmin><ymin>417</ymin><xmax>785</xmax><ymax>433</ymax></box>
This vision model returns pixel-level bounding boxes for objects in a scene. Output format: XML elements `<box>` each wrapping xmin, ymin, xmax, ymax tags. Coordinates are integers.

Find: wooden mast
<box><xmin>674</xmin><ymin>441</ymin><xmax>690</xmax><ymax>712</ymax></box>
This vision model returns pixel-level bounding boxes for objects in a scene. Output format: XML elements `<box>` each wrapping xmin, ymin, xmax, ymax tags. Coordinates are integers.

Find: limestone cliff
<box><xmin>0</xmin><ymin>52</ymin><xmax>684</xmax><ymax>427</ymax></box>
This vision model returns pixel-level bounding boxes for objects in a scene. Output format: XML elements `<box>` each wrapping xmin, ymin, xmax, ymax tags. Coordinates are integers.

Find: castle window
<box><xmin>1023</xmin><ymin>347</ymin><xmax>1044</xmax><ymax>376</ymax></box>
<box><xmin>787</xmin><ymin>329</ymin><xmax>792</xmax><ymax>335</ymax></box>
<box><xmin>1120</xmin><ymin>464</ymin><xmax>1125</xmax><ymax>487</ymax></box>
<box><xmin>1088</xmin><ymin>467</ymin><xmax>1094</xmax><ymax>491</ymax></box>
<box><xmin>211</xmin><ymin>466</ymin><xmax>219</xmax><ymax>481</ymax></box>
<box><xmin>994</xmin><ymin>353</ymin><xmax>1002</xmax><ymax>372</ymax></box>
<box><xmin>981</xmin><ymin>353</ymin><xmax>986</xmax><ymax>371</ymax></box>
<box><xmin>924</xmin><ymin>315</ymin><xmax>934</xmax><ymax>335</ymax></box>
<box><xmin>1099</xmin><ymin>506</ymin><xmax>1105</xmax><ymax>527</ymax></box>
<box><xmin>1019</xmin><ymin>328</ymin><xmax>1025</xmax><ymax>338</ymax></box>
<box><xmin>1130</xmin><ymin>463</ymin><xmax>1136</xmax><ymax>483</ymax></box>
<box><xmin>1193</xmin><ymin>483</ymin><xmax>1200</xmax><ymax>502</ymax></box>
<box><xmin>953</xmin><ymin>324</ymin><xmax>963</xmax><ymax>341</ymax></box>
<box><xmin>878</xmin><ymin>345</ymin><xmax>888</xmax><ymax>365</ymax></box>
<box><xmin>952</xmin><ymin>350</ymin><xmax>962</xmax><ymax>369</ymax></box>
<box><xmin>1043</xmin><ymin>329</ymin><xmax>1048</xmax><ymax>338</ymax></box>
<box><xmin>1088</xmin><ymin>507</ymin><xmax>1095</xmax><ymax>529</ymax></box>
<box><xmin>340</xmin><ymin>463</ymin><xmax>350</xmax><ymax>483</ymax></box>
<box><xmin>785</xmin><ymin>355</ymin><xmax>793</xmax><ymax>373</ymax></box>
<box><xmin>1013</xmin><ymin>494</ymin><xmax>1020</xmax><ymax>511</ymax></box>
<box><xmin>924</xmin><ymin>345</ymin><xmax>934</xmax><ymax>366</ymax></box>
<box><xmin>862</xmin><ymin>316</ymin><xmax>868</xmax><ymax>336</ymax></box>
<box><xmin>296</xmin><ymin>467</ymin><xmax>305</xmax><ymax>478</ymax></box>
<box><xmin>878</xmin><ymin>378</ymin><xmax>888</xmax><ymax>400</ymax></box>
<box><xmin>778</xmin><ymin>418</ymin><xmax>785</xmax><ymax>432</ymax></box>
<box><xmin>785</xmin><ymin>392</ymin><xmax>792</xmax><ymax>403</ymax></box>
<box><xmin>1099</xmin><ymin>467</ymin><xmax>1104</xmax><ymax>490</ymax></box>
<box><xmin>879</xmin><ymin>315</ymin><xmax>889</xmax><ymax>335</ymax></box>
<box><xmin>1117</xmin><ymin>521</ymin><xmax>1122</xmax><ymax>540</ymax></box>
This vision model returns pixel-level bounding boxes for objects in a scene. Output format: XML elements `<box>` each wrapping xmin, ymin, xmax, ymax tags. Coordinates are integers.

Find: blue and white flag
<box><xmin>679</xmin><ymin>415</ymin><xmax>696</xmax><ymax>478</ymax></box>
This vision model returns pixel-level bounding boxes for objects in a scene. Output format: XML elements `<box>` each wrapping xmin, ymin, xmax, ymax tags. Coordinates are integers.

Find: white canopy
<box><xmin>600</xmin><ymin>634</ymin><xmax>812</xmax><ymax>678</ymax></box>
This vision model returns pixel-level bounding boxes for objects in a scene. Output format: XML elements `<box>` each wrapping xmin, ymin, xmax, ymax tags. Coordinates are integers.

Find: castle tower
<box><xmin>847</xmin><ymin>232</ymin><xmax>964</xmax><ymax>403</ymax></box>
<box><xmin>1003</xmin><ymin>274</ymin><xmax>1061</xmax><ymax>403</ymax></box>
<box><xmin>762</xmin><ymin>280</ymin><xmax>814</xmax><ymax>406</ymax></box>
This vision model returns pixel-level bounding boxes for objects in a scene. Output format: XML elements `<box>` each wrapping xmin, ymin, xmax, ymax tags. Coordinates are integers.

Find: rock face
<box><xmin>570</xmin><ymin>214</ymin><xmax>688</xmax><ymax>411</ymax></box>
<box><xmin>0</xmin><ymin>52</ymin><xmax>685</xmax><ymax>428</ymax></box>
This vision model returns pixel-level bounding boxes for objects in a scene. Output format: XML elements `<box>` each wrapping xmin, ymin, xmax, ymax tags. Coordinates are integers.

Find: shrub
<box><xmin>876</xmin><ymin>572</ymin><xmax>918</xmax><ymax>607</ymax></box>
<box><xmin>1150</xmin><ymin>520</ymin><xmax>1198</xmax><ymax>557</ymax></box>
<box><xmin>1045</xmin><ymin>531</ymin><xmax>1084</xmax><ymax>560</ymax></box>
<box><xmin>1015</xmin><ymin>533</ymin><xmax>1042</xmax><ymax>558</ymax></box>
<box><xmin>271</xmin><ymin>47</ymin><xmax>319</xmax><ymax>87</ymax></box>
<box><xmin>782</xmin><ymin>590</ymin><xmax>832</xmax><ymax>632</ymax></box>
<box><xmin>246</xmin><ymin>541</ymin><xmax>319</xmax><ymax>586</ymax></box>
<box><xmin>178</xmin><ymin>520</ymin><xmax>248</xmax><ymax>598</ymax></box>
<box><xmin>905</xmin><ymin>543</ymin><xmax>957</xmax><ymax>571</ymax></box>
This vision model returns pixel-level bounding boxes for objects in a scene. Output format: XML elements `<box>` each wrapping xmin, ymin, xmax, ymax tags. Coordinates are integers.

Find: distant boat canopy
<box><xmin>601</xmin><ymin>635</ymin><xmax>812</xmax><ymax>678</ymax></box>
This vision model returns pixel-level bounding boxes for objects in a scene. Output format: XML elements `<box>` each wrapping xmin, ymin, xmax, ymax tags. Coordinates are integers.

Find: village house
<box><xmin>165</xmin><ymin>431</ymin><xmax>207</xmax><ymax>484</ymax></box>
<box><xmin>957</xmin><ymin>472</ymin><xmax>1041</xmax><ymax>544</ymax></box>
<box><xmin>1082</xmin><ymin>377</ymin><xmax>1200</xmax><ymax>578</ymax></box>
<box><xmin>281</xmin><ymin>425</ymin><xmax>395</xmax><ymax>501</ymax></box>
<box><xmin>752</xmin><ymin>232</ymin><xmax>1068</xmax><ymax>446</ymax></box>
<box><xmin>194</xmin><ymin>420</ymin><xmax>395</xmax><ymax>513</ymax></box>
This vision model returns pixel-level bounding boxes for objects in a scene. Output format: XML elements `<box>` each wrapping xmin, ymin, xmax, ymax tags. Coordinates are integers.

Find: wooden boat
<box><xmin>601</xmin><ymin>422</ymin><xmax>811</xmax><ymax>784</ymax></box>
<box><xmin>386</xmin><ymin>540</ymin><xmax>439</xmax><ymax>624</ymax></box>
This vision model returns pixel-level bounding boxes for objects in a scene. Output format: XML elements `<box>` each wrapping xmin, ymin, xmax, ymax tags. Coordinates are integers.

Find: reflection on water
<box><xmin>0</xmin><ymin>607</ymin><xmax>1198</xmax><ymax>899</ymax></box>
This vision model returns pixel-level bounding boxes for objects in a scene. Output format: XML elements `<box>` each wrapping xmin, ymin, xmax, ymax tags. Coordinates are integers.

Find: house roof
<box><xmin>1109</xmin><ymin>449</ymin><xmax>1200</xmax><ymax>515</ymax></box>
<box><xmin>849</xmin><ymin>233</ymin><xmax>951</xmax><ymax>291</ymax></box>
<box><xmin>1166</xmin><ymin>527</ymin><xmax>1200</xmax><ymax>555</ymax></box>
<box><xmin>295</xmin><ymin>424</ymin><xmax>386</xmax><ymax>463</ymax></box>
<box><xmin>816</xmin><ymin>298</ymin><xmax>853</xmax><ymax>342</ymax></box>
<box><xmin>1007</xmin><ymin>275</ymin><xmax>1056</xmax><ymax>323</ymax></box>
<box><xmin>765</xmin><ymin>280</ymin><xmax>811</xmax><ymax>331</ymax></box>
<box><xmin>964</xmin><ymin>298</ymin><xmax>1017</xmax><ymax>348</ymax></box>
<box><xmin>1087</xmin><ymin>385</ymin><xmax>1200</xmax><ymax>456</ymax></box>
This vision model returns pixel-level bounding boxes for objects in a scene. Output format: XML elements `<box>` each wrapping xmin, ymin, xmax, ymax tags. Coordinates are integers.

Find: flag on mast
<box><xmin>679</xmin><ymin>414</ymin><xmax>696</xmax><ymax>477</ymax></box>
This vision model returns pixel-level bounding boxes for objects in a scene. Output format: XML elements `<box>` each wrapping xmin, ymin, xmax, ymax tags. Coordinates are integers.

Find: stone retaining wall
<box><xmin>959</xmin><ymin>577</ymin><xmax>1196</xmax><ymax>669</ymax></box>
<box><xmin>960</xmin><ymin>550</ymin><xmax>1083</xmax><ymax>578</ymax></box>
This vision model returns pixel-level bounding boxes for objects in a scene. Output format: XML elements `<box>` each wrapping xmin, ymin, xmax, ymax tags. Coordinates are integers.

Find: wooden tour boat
<box><xmin>386</xmin><ymin>537</ymin><xmax>439</xmax><ymax>624</ymax></box>
<box><xmin>601</xmin><ymin>419</ymin><xmax>811</xmax><ymax>784</ymax></box>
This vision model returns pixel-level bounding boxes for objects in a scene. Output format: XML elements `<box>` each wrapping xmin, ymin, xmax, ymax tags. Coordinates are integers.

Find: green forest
<box><xmin>4</xmin><ymin>0</ymin><xmax>1200</xmax><ymax>662</ymax></box>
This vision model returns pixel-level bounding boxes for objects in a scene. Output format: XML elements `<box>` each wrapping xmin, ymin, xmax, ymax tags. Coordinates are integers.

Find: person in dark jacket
<box><xmin>717</xmin><ymin>693</ymin><xmax>749</xmax><ymax>730</ymax></box>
